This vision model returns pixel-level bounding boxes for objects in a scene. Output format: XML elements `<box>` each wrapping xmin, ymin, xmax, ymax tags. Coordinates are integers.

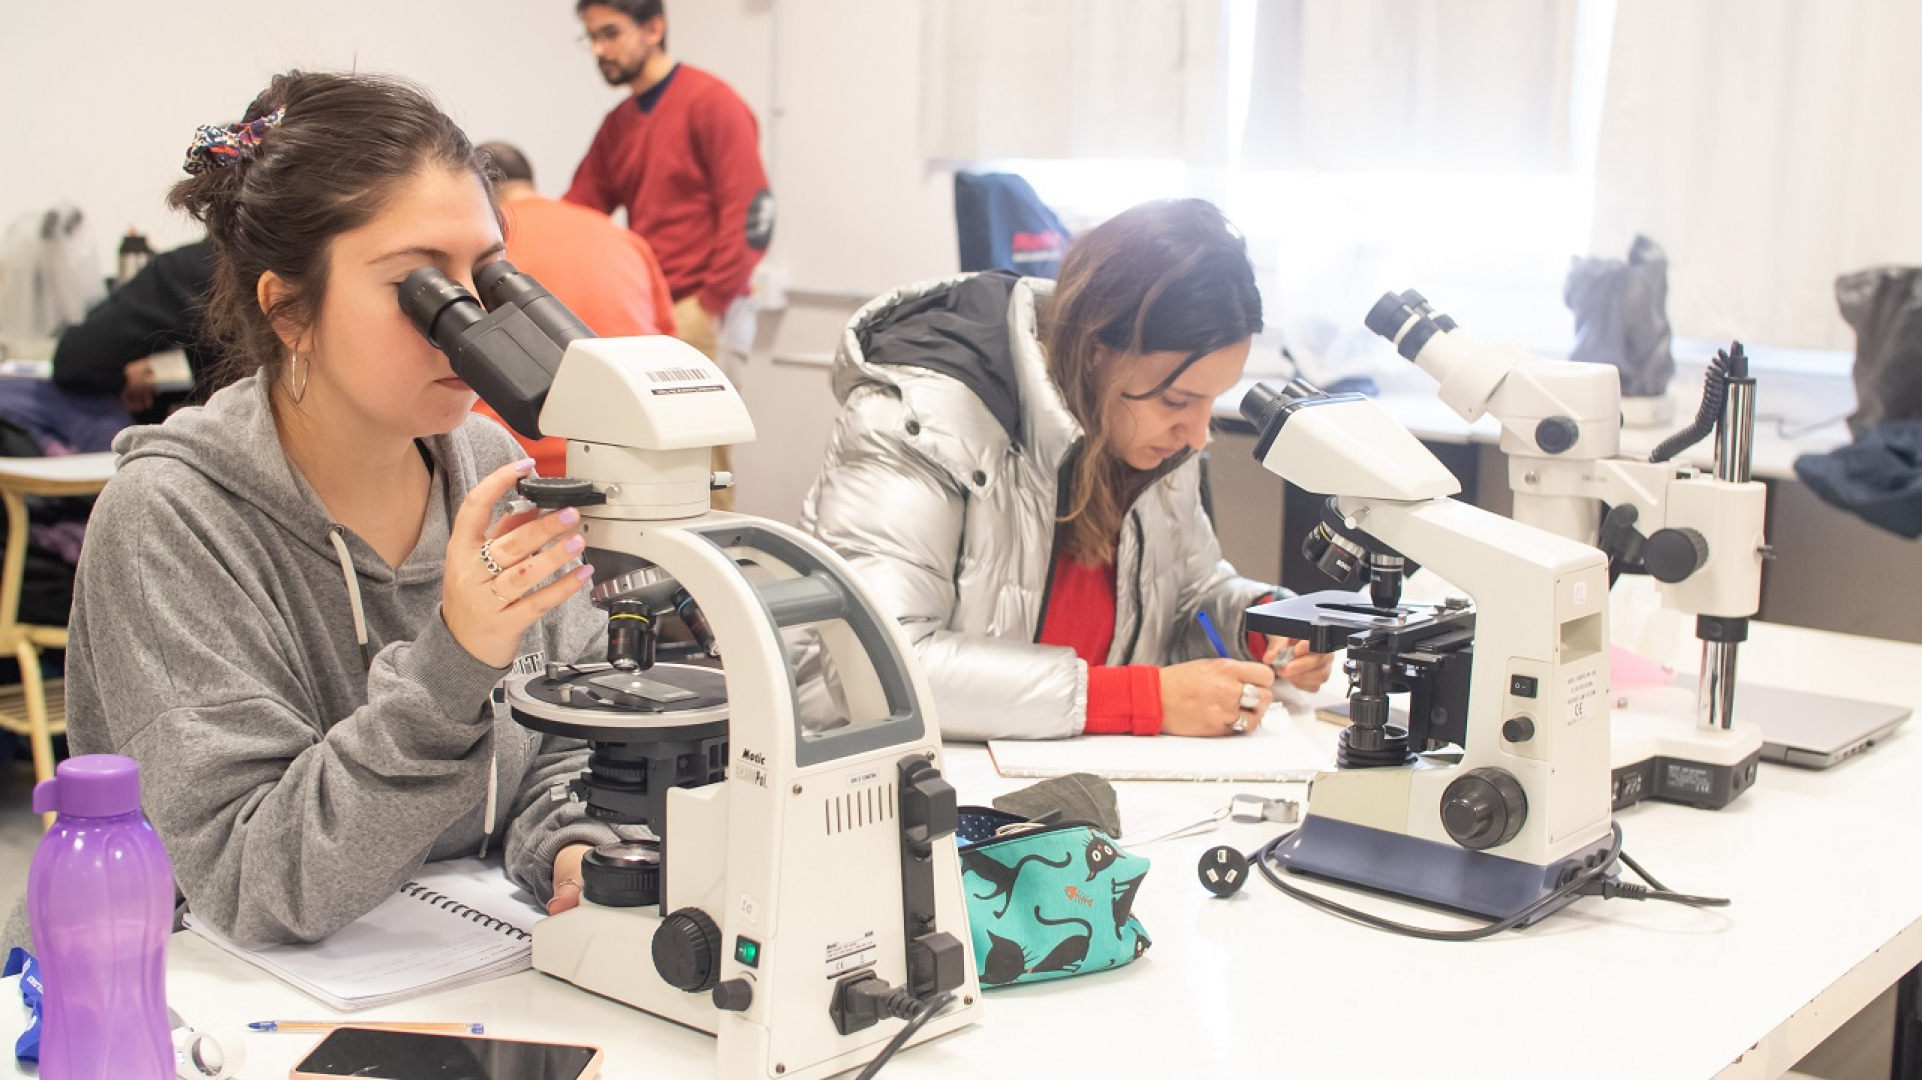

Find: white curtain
<box><xmin>1590</xmin><ymin>0</ymin><xmax>1922</xmax><ymax>351</ymax></box>
<box><xmin>919</xmin><ymin>0</ymin><xmax>1232</xmax><ymax>163</ymax></box>
<box><xmin>1238</xmin><ymin>0</ymin><xmax>1583</xmax><ymax>173</ymax></box>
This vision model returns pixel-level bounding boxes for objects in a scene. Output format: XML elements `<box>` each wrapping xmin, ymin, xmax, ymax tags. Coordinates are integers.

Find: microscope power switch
<box><xmin>653</xmin><ymin>908</ymin><xmax>724</xmax><ymax>993</ymax></box>
<box><xmin>1440</xmin><ymin>768</ymin><xmax>1527</xmax><ymax>850</ymax></box>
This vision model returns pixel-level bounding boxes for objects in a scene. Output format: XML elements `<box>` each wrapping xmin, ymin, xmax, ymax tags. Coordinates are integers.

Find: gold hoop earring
<box><xmin>287</xmin><ymin>353</ymin><xmax>309</xmax><ymax>404</ymax></box>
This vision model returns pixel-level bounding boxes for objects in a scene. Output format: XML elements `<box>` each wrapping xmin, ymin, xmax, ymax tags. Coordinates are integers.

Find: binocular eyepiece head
<box><xmin>398</xmin><ymin>260</ymin><xmax>595</xmax><ymax>441</ymax></box>
<box><xmin>1365</xmin><ymin>289</ymin><xmax>1458</xmax><ymax>363</ymax></box>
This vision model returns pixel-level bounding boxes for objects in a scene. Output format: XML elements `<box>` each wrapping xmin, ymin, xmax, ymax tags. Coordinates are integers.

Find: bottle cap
<box><xmin>32</xmin><ymin>754</ymin><xmax>143</xmax><ymax>818</ymax></box>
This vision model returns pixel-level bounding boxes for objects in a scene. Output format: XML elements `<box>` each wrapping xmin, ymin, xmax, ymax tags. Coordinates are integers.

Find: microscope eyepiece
<box><xmin>399</xmin><ymin>268</ymin><xmax>485</xmax><ymax>349</ymax></box>
<box><xmin>1238</xmin><ymin>381</ymin><xmax>1286</xmax><ymax>429</ymax></box>
<box><xmin>398</xmin><ymin>261</ymin><xmax>596</xmax><ymax>440</ymax></box>
<box><xmin>1364</xmin><ymin>292</ymin><xmax>1417</xmax><ymax>341</ymax></box>
<box><xmin>475</xmin><ymin>259</ymin><xmax>594</xmax><ymax>348</ymax></box>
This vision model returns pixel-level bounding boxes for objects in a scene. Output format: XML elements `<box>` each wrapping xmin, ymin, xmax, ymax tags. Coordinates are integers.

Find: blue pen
<box><xmin>1196</xmin><ymin>610</ymin><xmax>1231</xmax><ymax>658</ymax></box>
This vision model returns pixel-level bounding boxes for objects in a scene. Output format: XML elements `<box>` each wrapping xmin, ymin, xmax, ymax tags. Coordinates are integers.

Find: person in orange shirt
<box><xmin>474</xmin><ymin>142</ymin><xmax>676</xmax><ymax>476</ymax></box>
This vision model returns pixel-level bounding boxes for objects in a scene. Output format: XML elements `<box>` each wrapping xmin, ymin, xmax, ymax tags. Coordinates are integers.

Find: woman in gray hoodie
<box><xmin>40</xmin><ymin>72</ymin><xmax>622</xmax><ymax>948</ymax></box>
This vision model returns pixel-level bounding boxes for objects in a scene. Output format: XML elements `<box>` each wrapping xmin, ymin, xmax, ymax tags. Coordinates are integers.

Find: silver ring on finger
<box><xmin>1238</xmin><ymin>682</ymin><xmax>1261</xmax><ymax>711</ymax></box>
<box><xmin>1230</xmin><ymin>716</ymin><xmax>1248</xmax><ymax>733</ymax></box>
<box><xmin>479</xmin><ymin>538</ymin><xmax>505</xmax><ymax>577</ymax></box>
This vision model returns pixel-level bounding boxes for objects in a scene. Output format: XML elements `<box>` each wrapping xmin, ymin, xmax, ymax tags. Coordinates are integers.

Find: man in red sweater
<box><xmin>568</xmin><ymin>0</ymin><xmax>773</xmax><ymax>509</ymax></box>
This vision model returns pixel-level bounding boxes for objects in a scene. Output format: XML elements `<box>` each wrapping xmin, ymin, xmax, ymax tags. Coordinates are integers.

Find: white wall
<box><xmin>0</xmin><ymin>0</ymin><xmax>957</xmax><ymax>522</ymax></box>
<box><xmin>0</xmin><ymin>2</ymin><xmax>645</xmax><ymax>268</ymax></box>
<box><xmin>668</xmin><ymin>1</ymin><xmax>962</xmax><ymax>523</ymax></box>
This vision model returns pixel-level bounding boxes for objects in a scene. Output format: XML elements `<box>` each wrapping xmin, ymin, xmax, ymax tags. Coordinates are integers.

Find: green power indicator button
<box><xmin>735</xmin><ymin>936</ymin><xmax>761</xmax><ymax>967</ymax></box>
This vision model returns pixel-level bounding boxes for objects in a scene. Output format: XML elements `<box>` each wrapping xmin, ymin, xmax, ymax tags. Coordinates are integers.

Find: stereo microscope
<box><xmin>1362</xmin><ymin>291</ymin><xmax>1767</xmax><ymax>810</ymax></box>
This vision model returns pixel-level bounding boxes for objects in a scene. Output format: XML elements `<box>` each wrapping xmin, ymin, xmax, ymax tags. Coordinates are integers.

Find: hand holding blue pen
<box><xmin>1195</xmin><ymin>610</ymin><xmax>1267</xmax><ymax>735</ymax></box>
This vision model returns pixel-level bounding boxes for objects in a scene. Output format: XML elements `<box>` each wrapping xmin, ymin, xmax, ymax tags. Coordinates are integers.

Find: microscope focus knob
<box><xmin>653</xmin><ymin>908</ymin><xmax>723</xmax><ymax>993</ymax></box>
<box><xmin>1534</xmin><ymin>416</ymin><xmax>1580</xmax><ymax>454</ymax></box>
<box><xmin>1440</xmin><ymin>767</ymin><xmax>1527</xmax><ymax>851</ymax></box>
<box><xmin>1644</xmin><ymin>528</ymin><xmax>1709</xmax><ymax>583</ymax></box>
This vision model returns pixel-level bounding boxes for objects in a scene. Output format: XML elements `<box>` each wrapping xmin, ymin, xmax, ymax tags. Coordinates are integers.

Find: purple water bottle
<box><xmin>28</xmin><ymin>754</ymin><xmax>174</xmax><ymax>1079</ymax></box>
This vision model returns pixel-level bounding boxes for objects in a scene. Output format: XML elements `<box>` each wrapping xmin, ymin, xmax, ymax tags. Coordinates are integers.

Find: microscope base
<box><xmin>1609</xmin><ymin>704</ymin><xmax>1764</xmax><ymax>811</ymax></box>
<box><xmin>534</xmin><ymin>904</ymin><xmax>719</xmax><ymax>1034</ymax></box>
<box><xmin>1272</xmin><ymin>815</ymin><xmax>1614</xmax><ymax>926</ymax></box>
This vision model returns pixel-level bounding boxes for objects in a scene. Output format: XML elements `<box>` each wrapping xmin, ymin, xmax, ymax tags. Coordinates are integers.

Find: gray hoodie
<box><xmin>42</xmin><ymin>373</ymin><xmax>619</xmax><ymax>948</ymax></box>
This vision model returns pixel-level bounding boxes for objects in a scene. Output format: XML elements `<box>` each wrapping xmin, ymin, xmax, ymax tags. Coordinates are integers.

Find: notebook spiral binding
<box><xmin>399</xmin><ymin>881</ymin><xmax>534</xmax><ymax>941</ymax></box>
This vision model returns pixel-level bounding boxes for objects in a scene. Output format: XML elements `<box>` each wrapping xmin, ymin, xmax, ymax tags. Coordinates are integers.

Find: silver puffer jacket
<box><xmin>801</xmin><ymin>272</ymin><xmax>1274</xmax><ymax>740</ymax></box>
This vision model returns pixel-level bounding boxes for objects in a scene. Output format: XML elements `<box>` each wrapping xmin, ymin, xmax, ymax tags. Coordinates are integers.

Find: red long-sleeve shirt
<box><xmin>565</xmin><ymin>64</ymin><xmax>772</xmax><ymax>316</ymax></box>
<box><xmin>1039</xmin><ymin>558</ymin><xmax>1164</xmax><ymax>736</ymax></box>
<box><xmin>1040</xmin><ymin>557</ymin><xmax>1275</xmax><ymax>737</ymax></box>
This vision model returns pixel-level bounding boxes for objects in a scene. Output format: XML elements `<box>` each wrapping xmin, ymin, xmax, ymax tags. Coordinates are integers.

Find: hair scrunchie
<box><xmin>181</xmin><ymin>107</ymin><xmax>286</xmax><ymax>175</ymax></box>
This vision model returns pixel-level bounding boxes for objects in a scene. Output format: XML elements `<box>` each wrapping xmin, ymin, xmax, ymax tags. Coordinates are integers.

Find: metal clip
<box><xmin>1229</xmin><ymin>793</ymin><xmax>1300</xmax><ymax>825</ymax></box>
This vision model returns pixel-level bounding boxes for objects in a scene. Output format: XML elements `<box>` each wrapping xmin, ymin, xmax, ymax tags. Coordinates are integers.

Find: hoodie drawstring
<box><xmin>327</xmin><ymin>525</ymin><xmax>503</xmax><ymax>858</ymax></box>
<box><xmin>328</xmin><ymin>528</ymin><xmax>373</xmax><ymax>671</ymax></box>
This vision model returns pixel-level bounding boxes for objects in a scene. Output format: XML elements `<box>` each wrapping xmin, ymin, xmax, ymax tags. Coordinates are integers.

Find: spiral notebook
<box><xmin>182</xmin><ymin>857</ymin><xmax>540</xmax><ymax>1011</ymax></box>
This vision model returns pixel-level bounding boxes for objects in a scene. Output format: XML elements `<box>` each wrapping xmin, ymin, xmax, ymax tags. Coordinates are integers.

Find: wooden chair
<box><xmin>0</xmin><ymin>454</ymin><xmax>114</xmax><ymax>821</ymax></box>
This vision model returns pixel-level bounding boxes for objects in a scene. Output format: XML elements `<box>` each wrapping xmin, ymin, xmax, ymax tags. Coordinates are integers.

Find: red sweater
<box><xmin>565</xmin><ymin>64</ymin><xmax>772</xmax><ymax>315</ymax></box>
<box><xmin>1038</xmin><ymin>558</ymin><xmax>1163</xmax><ymax>736</ymax></box>
<box><xmin>1040</xmin><ymin>557</ymin><xmax>1274</xmax><ymax>737</ymax></box>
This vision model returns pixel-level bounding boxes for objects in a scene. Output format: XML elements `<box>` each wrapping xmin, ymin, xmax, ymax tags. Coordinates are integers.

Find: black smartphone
<box><xmin>289</xmin><ymin>1027</ymin><xmax>602</xmax><ymax>1080</ymax></box>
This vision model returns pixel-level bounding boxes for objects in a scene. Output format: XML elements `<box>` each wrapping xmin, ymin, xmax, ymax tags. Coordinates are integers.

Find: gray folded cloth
<box><xmin>992</xmin><ymin>772</ymin><xmax>1122</xmax><ymax>837</ymax></box>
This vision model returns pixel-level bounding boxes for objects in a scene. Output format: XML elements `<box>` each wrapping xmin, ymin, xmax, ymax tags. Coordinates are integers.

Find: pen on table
<box><xmin>1196</xmin><ymin>610</ymin><xmax>1231</xmax><ymax>658</ymax></box>
<box><xmin>248</xmin><ymin>1020</ymin><xmax>486</xmax><ymax>1034</ymax></box>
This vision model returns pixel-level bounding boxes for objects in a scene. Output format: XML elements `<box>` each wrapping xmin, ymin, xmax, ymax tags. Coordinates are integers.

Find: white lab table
<box><xmin>3</xmin><ymin>613</ymin><xmax>1891</xmax><ymax>1079</ymax></box>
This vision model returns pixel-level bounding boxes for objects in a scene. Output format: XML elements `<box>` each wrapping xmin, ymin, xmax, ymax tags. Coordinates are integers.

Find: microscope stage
<box><xmin>505</xmin><ymin>662</ymin><xmax>730</xmax><ymax>742</ymax></box>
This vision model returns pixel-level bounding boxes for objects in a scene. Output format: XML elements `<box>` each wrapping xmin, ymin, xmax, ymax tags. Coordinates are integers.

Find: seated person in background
<box><xmin>473</xmin><ymin>141</ymin><xmax>675</xmax><ymax>476</ymax></box>
<box><xmin>12</xmin><ymin>71</ymin><xmax>623</xmax><ymax>950</ymax></box>
<box><xmin>803</xmin><ymin>199</ymin><xmax>1334</xmax><ymax>741</ymax></box>
<box><xmin>51</xmin><ymin>238</ymin><xmax>217</xmax><ymax>416</ymax></box>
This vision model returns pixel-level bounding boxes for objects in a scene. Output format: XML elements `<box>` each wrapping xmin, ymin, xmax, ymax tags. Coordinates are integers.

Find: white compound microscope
<box><xmin>1232</xmin><ymin>380</ymin><xmax>1617</xmax><ymax>924</ymax></box>
<box><xmin>1362</xmin><ymin>291</ymin><xmax>1767</xmax><ymax>811</ymax></box>
<box><xmin>401</xmin><ymin>263</ymin><xmax>981</xmax><ymax>1079</ymax></box>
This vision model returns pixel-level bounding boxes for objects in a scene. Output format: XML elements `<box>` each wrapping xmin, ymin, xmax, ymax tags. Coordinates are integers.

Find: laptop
<box><xmin>1680</xmin><ymin>677</ymin><xmax>1912</xmax><ymax>768</ymax></box>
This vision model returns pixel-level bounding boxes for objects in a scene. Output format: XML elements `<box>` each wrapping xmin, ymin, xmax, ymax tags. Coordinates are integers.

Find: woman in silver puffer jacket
<box><xmin>803</xmin><ymin>200</ymin><xmax>1333</xmax><ymax>742</ymax></box>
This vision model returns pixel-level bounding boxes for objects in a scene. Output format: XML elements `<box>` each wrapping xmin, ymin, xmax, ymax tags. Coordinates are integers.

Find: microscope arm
<box><xmin>1508</xmin><ymin>455</ymin><xmax>1764</xmax><ymax>619</ymax></box>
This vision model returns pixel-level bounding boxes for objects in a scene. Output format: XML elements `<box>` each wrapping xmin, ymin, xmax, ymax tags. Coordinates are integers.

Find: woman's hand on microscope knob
<box><xmin>1159</xmin><ymin>659</ymin><xmax>1275</xmax><ymax>737</ymax></box>
<box><xmin>547</xmin><ymin>843</ymin><xmax>592</xmax><ymax>915</ymax></box>
<box><xmin>444</xmin><ymin>459</ymin><xmax>595</xmax><ymax>669</ymax></box>
<box><xmin>1265</xmin><ymin>636</ymin><xmax>1335</xmax><ymax>692</ymax></box>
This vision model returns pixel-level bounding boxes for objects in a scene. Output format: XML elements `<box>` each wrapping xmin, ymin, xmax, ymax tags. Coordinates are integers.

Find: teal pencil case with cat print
<box><xmin>956</xmin><ymin>807</ymin><xmax>1151</xmax><ymax>987</ymax></box>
